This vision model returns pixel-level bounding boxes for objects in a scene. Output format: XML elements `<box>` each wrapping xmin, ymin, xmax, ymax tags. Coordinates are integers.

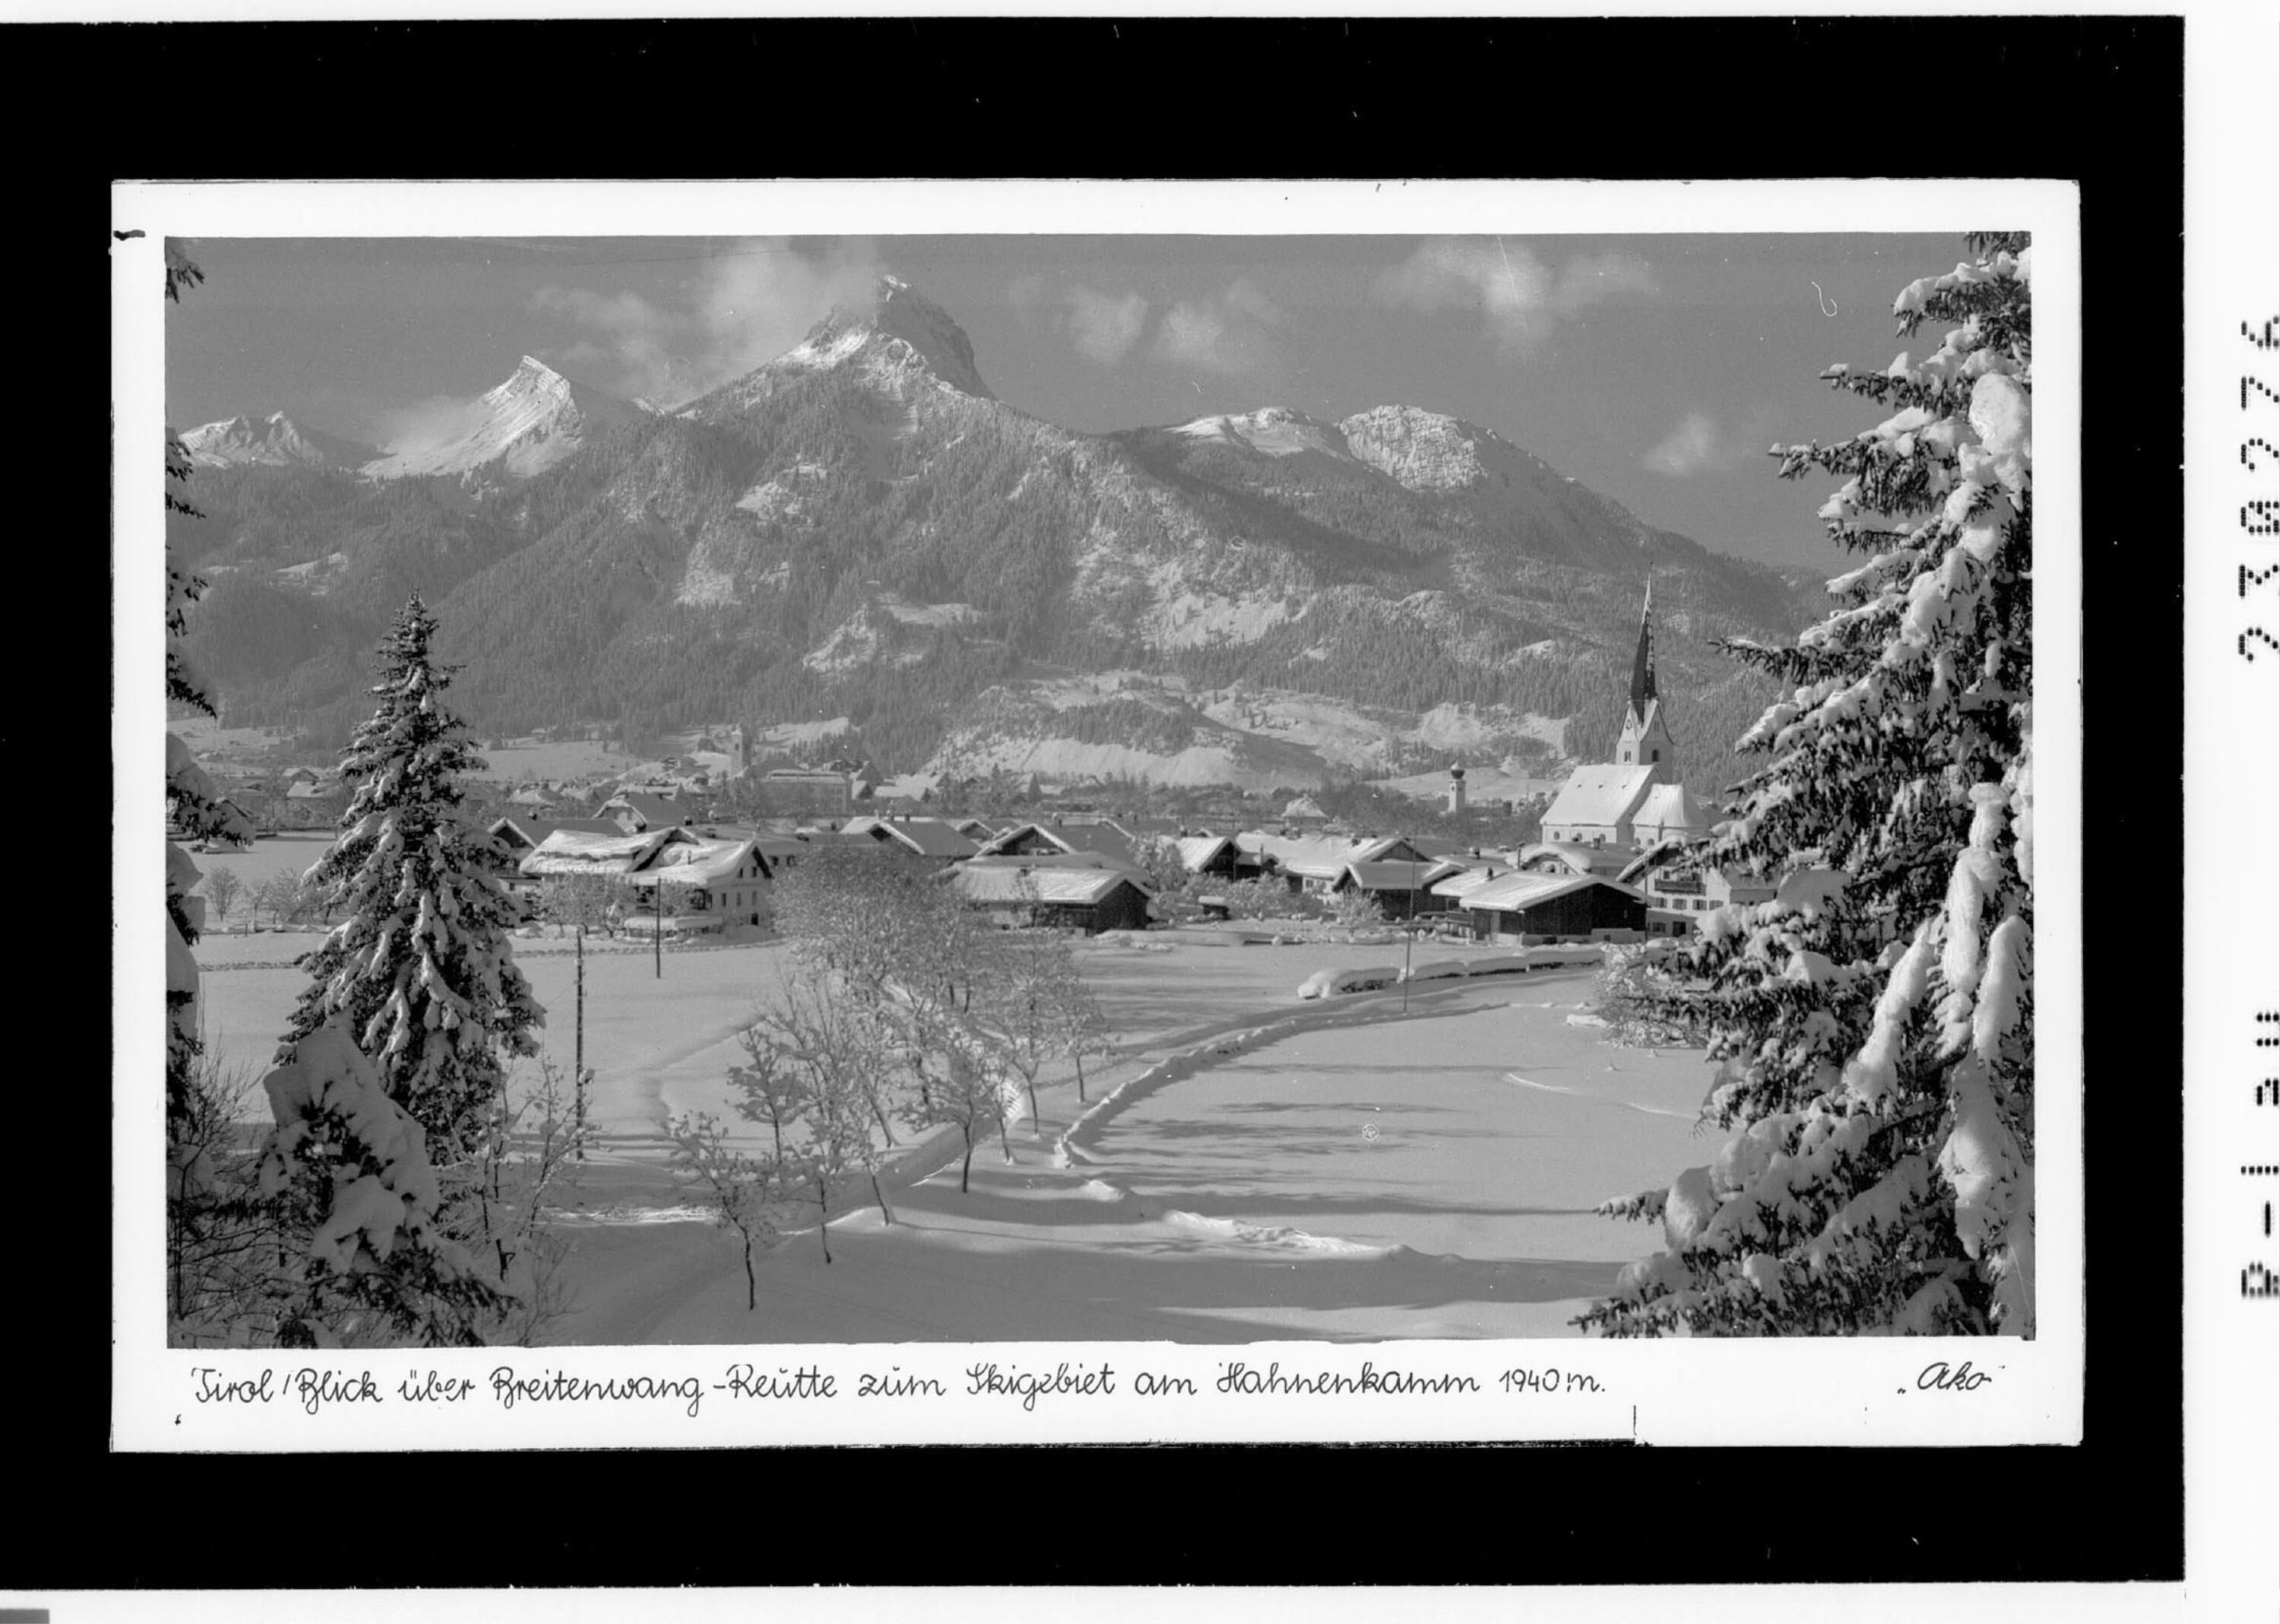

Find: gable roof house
<box><xmin>1258</xmin><ymin>833</ymin><xmax>1437</xmax><ymax>892</ymax></box>
<box><xmin>839</xmin><ymin>815</ymin><xmax>981</xmax><ymax>861</ymax></box>
<box><xmin>600</xmin><ymin>790</ymin><xmax>692</xmax><ymax>835</ymax></box>
<box><xmin>1172</xmin><ymin>834</ymin><xmax>1243</xmax><ymax>880</ymax></box>
<box><xmin>518</xmin><ymin>827</ymin><xmax>774</xmax><ymax>931</ymax></box>
<box><xmin>488</xmin><ymin>814</ymin><xmax>624</xmax><ymax>859</ymax></box>
<box><xmin>1454</xmin><ymin>870</ymin><xmax>1646</xmax><ymax>943</ymax></box>
<box><xmin>1617</xmin><ymin>841</ymin><xmax>1779</xmax><ymax>938</ymax></box>
<box><xmin>1335</xmin><ymin>858</ymin><xmax>1470</xmax><ymax>916</ymax></box>
<box><xmin>974</xmin><ymin>820</ymin><xmax>1140</xmax><ymax>866</ymax></box>
<box><xmin>621</xmin><ymin>836</ymin><xmax>775</xmax><ymax>931</ymax></box>
<box><xmin>948</xmin><ymin>856</ymin><xmax>1156</xmax><ymax>935</ymax></box>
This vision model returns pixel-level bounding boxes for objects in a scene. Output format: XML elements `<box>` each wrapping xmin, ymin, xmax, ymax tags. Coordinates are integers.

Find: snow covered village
<box><xmin>157</xmin><ymin>229</ymin><xmax>2035</xmax><ymax>1349</ymax></box>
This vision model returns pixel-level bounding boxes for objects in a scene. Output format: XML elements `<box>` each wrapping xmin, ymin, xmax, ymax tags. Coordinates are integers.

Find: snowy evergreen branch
<box><xmin>1581</xmin><ymin>236</ymin><xmax>2035</xmax><ymax>1339</ymax></box>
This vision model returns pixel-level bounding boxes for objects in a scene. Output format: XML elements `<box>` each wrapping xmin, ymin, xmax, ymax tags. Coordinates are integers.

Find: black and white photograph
<box><xmin>135</xmin><ymin>191</ymin><xmax>2064</xmax><ymax>1376</ymax></box>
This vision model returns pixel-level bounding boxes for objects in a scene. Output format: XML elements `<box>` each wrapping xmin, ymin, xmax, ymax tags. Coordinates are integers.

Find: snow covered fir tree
<box><xmin>1580</xmin><ymin>234</ymin><xmax>2035</xmax><ymax>1338</ymax></box>
<box><xmin>280</xmin><ymin>594</ymin><xmax>545</xmax><ymax>1157</ymax></box>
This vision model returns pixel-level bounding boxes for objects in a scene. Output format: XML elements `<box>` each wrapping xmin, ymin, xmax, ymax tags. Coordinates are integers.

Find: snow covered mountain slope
<box><xmin>360</xmin><ymin>356</ymin><xmax>648</xmax><ymax>484</ymax></box>
<box><xmin>178</xmin><ymin>411</ymin><xmax>378</xmax><ymax>470</ymax></box>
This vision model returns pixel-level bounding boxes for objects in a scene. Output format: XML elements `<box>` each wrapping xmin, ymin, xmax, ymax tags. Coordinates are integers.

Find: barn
<box><xmin>949</xmin><ymin>859</ymin><xmax>1155</xmax><ymax>934</ymax></box>
<box><xmin>1455</xmin><ymin>870</ymin><xmax>1646</xmax><ymax>942</ymax></box>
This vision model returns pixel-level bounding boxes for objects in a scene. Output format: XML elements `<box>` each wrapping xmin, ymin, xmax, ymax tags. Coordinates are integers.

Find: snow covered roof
<box><xmin>844</xmin><ymin>818</ymin><xmax>980</xmax><ymax>859</ymax></box>
<box><xmin>1616</xmin><ymin>841</ymin><xmax>1689</xmax><ymax>885</ymax></box>
<box><xmin>602</xmin><ymin>790</ymin><xmax>689</xmax><ymax>831</ymax></box>
<box><xmin>1540</xmin><ymin>764</ymin><xmax>1658</xmax><ymax>833</ymax></box>
<box><xmin>1342</xmin><ymin>859</ymin><xmax>1465</xmax><ymax>893</ymax></box>
<box><xmin>623</xmin><ymin>837</ymin><xmax>766</xmax><ymax>888</ymax></box>
<box><xmin>1458</xmin><ymin>870</ymin><xmax>1639</xmax><ymax>913</ymax></box>
<box><xmin>1174</xmin><ymin>834</ymin><xmax>1235</xmax><ymax>872</ymax></box>
<box><xmin>1515</xmin><ymin>840</ymin><xmax>1629</xmax><ymax>876</ymax></box>
<box><xmin>519</xmin><ymin>826</ymin><xmax>699</xmax><ymax>877</ymax></box>
<box><xmin>1631</xmin><ymin>781</ymin><xmax>1711</xmax><ymax>844</ymax></box>
<box><xmin>1281</xmin><ymin>795</ymin><xmax>1328</xmax><ymax>820</ymax></box>
<box><xmin>950</xmin><ymin>863</ymin><xmax>1148</xmax><ymax>907</ymax></box>
<box><xmin>1429</xmin><ymin>864</ymin><xmax>1506</xmax><ymax>898</ymax></box>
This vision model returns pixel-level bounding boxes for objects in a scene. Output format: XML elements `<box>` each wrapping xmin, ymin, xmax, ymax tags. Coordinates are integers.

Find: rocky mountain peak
<box><xmin>1338</xmin><ymin>404</ymin><xmax>1499</xmax><ymax>493</ymax></box>
<box><xmin>775</xmin><ymin>275</ymin><xmax>995</xmax><ymax>400</ymax></box>
<box><xmin>178</xmin><ymin>410</ymin><xmax>376</xmax><ymax>470</ymax></box>
<box><xmin>360</xmin><ymin>356</ymin><xmax>644</xmax><ymax>484</ymax></box>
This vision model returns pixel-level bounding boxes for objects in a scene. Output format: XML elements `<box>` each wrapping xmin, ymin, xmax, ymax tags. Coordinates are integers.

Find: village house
<box><xmin>1618</xmin><ymin>843</ymin><xmax>1778</xmax><ymax>938</ymax></box>
<box><xmin>973</xmin><ymin>819</ymin><xmax>1143</xmax><ymax>869</ymax></box>
<box><xmin>1332</xmin><ymin>857</ymin><xmax>1470</xmax><ymax>920</ymax></box>
<box><xmin>838</xmin><ymin>815</ymin><xmax>980</xmax><ymax>861</ymax></box>
<box><xmin>1512</xmin><ymin>840</ymin><xmax>1636</xmax><ymax>879</ymax></box>
<box><xmin>622</xmin><ymin>836</ymin><xmax>774</xmax><ymax>931</ymax></box>
<box><xmin>1259</xmin><ymin>833</ymin><xmax>1439</xmax><ymax>895</ymax></box>
<box><xmin>948</xmin><ymin>856</ymin><xmax>1155</xmax><ymax>935</ymax></box>
<box><xmin>1171</xmin><ymin>833</ymin><xmax>1247</xmax><ymax>882</ymax></box>
<box><xmin>1451</xmin><ymin>869</ymin><xmax>1648</xmax><ymax>944</ymax></box>
<box><xmin>599</xmin><ymin>790</ymin><xmax>692</xmax><ymax>836</ymax></box>
<box><xmin>280</xmin><ymin>777</ymin><xmax>349</xmax><ymax>828</ymax></box>
<box><xmin>516</xmin><ymin>826</ymin><xmax>775</xmax><ymax>932</ymax></box>
<box><xmin>486</xmin><ymin>814</ymin><xmax>623</xmax><ymax>869</ymax></box>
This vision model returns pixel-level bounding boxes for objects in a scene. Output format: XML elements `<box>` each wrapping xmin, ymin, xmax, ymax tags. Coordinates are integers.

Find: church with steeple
<box><xmin>1536</xmin><ymin>581</ymin><xmax>1709</xmax><ymax>859</ymax></box>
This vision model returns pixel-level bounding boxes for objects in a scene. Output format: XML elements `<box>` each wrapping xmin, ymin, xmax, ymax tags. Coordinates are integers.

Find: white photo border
<box><xmin>112</xmin><ymin>177</ymin><xmax>2083</xmax><ymax>1451</ymax></box>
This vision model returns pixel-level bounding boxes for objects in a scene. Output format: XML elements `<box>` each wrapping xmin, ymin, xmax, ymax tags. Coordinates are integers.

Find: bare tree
<box><xmin>1049</xmin><ymin>958</ymin><xmax>1116</xmax><ymax>1105</ymax></box>
<box><xmin>201</xmin><ymin>864</ymin><xmax>243</xmax><ymax>929</ymax></box>
<box><xmin>667</xmin><ymin>1112</ymin><xmax>781</xmax><ymax>1312</ymax></box>
<box><xmin>971</xmin><ymin>929</ymin><xmax>1072</xmax><ymax>1139</ymax></box>
<box><xmin>895</xmin><ymin>1002</ymin><xmax>1015</xmax><ymax>1194</ymax></box>
<box><xmin>726</xmin><ymin>1017</ymin><xmax>803</xmax><ymax>1163</ymax></box>
<box><xmin>451</xmin><ymin>1055</ymin><xmax>593</xmax><ymax>1345</ymax></box>
<box><xmin>758</xmin><ymin>973</ymin><xmax>904</xmax><ymax>1255</ymax></box>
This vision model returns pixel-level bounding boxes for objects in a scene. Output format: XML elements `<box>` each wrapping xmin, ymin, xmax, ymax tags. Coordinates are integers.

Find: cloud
<box><xmin>1377</xmin><ymin>239</ymin><xmax>1658</xmax><ymax>356</ymax></box>
<box><xmin>530</xmin><ymin>238</ymin><xmax>884</xmax><ymax>406</ymax></box>
<box><xmin>1063</xmin><ymin>285</ymin><xmax>1150</xmax><ymax>365</ymax></box>
<box><xmin>1556</xmin><ymin>252</ymin><xmax>1661</xmax><ymax>310</ymax></box>
<box><xmin>1005</xmin><ymin>271</ymin><xmax>1050</xmax><ymax>324</ymax></box>
<box><xmin>1642</xmin><ymin>411</ymin><xmax>1727</xmax><ymax>477</ymax></box>
<box><xmin>1150</xmin><ymin>277</ymin><xmax>1285</xmax><ymax>375</ymax></box>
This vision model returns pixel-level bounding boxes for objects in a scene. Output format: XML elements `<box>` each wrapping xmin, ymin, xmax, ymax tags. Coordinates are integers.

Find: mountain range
<box><xmin>166</xmin><ymin>276</ymin><xmax>1822</xmax><ymax>802</ymax></box>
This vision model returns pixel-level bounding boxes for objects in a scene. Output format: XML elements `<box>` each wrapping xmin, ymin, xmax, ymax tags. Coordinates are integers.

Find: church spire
<box><xmin>1627</xmin><ymin>577</ymin><xmax>1658</xmax><ymax>724</ymax></box>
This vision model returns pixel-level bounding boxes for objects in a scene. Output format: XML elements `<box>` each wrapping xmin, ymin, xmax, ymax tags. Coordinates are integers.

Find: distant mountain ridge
<box><xmin>169</xmin><ymin>276</ymin><xmax>1823</xmax><ymax>803</ymax></box>
<box><xmin>179</xmin><ymin>410</ymin><xmax>378</xmax><ymax>471</ymax></box>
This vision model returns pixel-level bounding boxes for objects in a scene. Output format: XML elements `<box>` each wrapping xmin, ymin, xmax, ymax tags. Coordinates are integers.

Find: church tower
<box><xmin>1613</xmin><ymin>580</ymin><xmax>1677</xmax><ymax>779</ymax></box>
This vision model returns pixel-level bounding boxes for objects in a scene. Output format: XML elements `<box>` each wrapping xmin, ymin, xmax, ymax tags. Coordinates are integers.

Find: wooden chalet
<box><xmin>949</xmin><ymin>856</ymin><xmax>1154</xmax><ymax>935</ymax></box>
<box><xmin>1452</xmin><ymin>870</ymin><xmax>1646</xmax><ymax>943</ymax></box>
<box><xmin>1334</xmin><ymin>858</ymin><xmax>1469</xmax><ymax>919</ymax></box>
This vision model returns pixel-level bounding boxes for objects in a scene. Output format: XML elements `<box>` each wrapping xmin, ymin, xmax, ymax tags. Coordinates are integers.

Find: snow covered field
<box><xmin>190</xmin><ymin>929</ymin><xmax>1712</xmax><ymax>1341</ymax></box>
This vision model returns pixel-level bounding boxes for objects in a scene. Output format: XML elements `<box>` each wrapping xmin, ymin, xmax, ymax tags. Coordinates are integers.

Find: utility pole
<box><xmin>654</xmin><ymin>880</ymin><xmax>663</xmax><ymax>980</ymax></box>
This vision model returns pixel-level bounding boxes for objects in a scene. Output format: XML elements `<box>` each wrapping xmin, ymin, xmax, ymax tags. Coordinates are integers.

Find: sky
<box><xmin>165</xmin><ymin>231</ymin><xmax>1967</xmax><ymax>568</ymax></box>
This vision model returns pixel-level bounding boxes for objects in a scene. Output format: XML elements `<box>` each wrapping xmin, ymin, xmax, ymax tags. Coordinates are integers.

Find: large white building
<box><xmin>1538</xmin><ymin>584</ymin><xmax>1711</xmax><ymax>853</ymax></box>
